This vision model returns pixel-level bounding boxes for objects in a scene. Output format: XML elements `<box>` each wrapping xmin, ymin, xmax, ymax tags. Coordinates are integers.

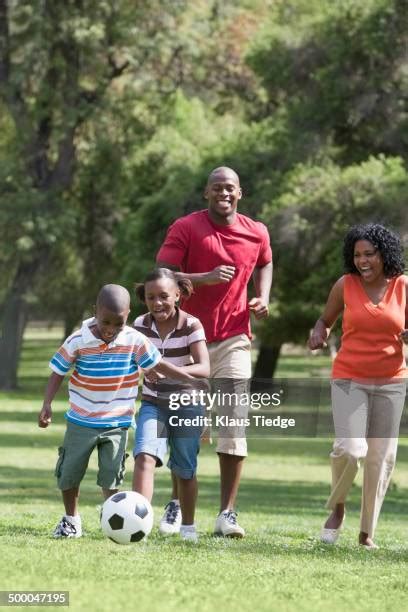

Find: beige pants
<box><xmin>327</xmin><ymin>379</ymin><xmax>406</xmax><ymax>538</ymax></box>
<box><xmin>208</xmin><ymin>333</ymin><xmax>252</xmax><ymax>457</ymax></box>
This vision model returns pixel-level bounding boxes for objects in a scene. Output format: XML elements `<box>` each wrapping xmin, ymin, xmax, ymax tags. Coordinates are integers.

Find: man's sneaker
<box><xmin>53</xmin><ymin>516</ymin><xmax>82</xmax><ymax>539</ymax></box>
<box><xmin>180</xmin><ymin>524</ymin><xmax>199</xmax><ymax>543</ymax></box>
<box><xmin>159</xmin><ymin>501</ymin><xmax>182</xmax><ymax>535</ymax></box>
<box><xmin>214</xmin><ymin>510</ymin><xmax>245</xmax><ymax>538</ymax></box>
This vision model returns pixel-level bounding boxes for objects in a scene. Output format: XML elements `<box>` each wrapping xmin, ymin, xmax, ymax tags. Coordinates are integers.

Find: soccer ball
<box><xmin>100</xmin><ymin>491</ymin><xmax>154</xmax><ymax>545</ymax></box>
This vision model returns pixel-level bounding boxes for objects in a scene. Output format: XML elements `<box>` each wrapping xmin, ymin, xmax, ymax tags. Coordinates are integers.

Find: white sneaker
<box><xmin>320</xmin><ymin>516</ymin><xmax>345</xmax><ymax>545</ymax></box>
<box><xmin>214</xmin><ymin>510</ymin><xmax>245</xmax><ymax>538</ymax></box>
<box><xmin>180</xmin><ymin>524</ymin><xmax>199</xmax><ymax>543</ymax></box>
<box><xmin>53</xmin><ymin>516</ymin><xmax>82</xmax><ymax>539</ymax></box>
<box><xmin>159</xmin><ymin>500</ymin><xmax>182</xmax><ymax>535</ymax></box>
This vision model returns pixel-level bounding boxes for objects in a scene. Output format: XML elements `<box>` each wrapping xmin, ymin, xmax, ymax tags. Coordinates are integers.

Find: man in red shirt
<box><xmin>157</xmin><ymin>166</ymin><xmax>272</xmax><ymax>537</ymax></box>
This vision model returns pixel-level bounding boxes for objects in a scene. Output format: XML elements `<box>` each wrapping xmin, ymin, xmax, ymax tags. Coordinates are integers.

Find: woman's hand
<box><xmin>308</xmin><ymin>331</ymin><xmax>328</xmax><ymax>351</ymax></box>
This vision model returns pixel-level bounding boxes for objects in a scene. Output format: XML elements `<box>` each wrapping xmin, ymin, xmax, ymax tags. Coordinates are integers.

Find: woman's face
<box><xmin>353</xmin><ymin>239</ymin><xmax>384</xmax><ymax>282</ymax></box>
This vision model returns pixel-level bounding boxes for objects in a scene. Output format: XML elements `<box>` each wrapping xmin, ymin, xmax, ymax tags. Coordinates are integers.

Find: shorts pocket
<box><xmin>54</xmin><ymin>446</ymin><xmax>65</xmax><ymax>478</ymax></box>
<box><xmin>118</xmin><ymin>452</ymin><xmax>129</xmax><ymax>483</ymax></box>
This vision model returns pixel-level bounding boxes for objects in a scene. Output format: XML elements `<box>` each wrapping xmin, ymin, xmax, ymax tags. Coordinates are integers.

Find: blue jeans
<box><xmin>133</xmin><ymin>401</ymin><xmax>204</xmax><ymax>479</ymax></box>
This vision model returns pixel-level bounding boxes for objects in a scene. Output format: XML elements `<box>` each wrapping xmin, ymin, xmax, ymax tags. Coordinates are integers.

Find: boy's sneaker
<box><xmin>53</xmin><ymin>516</ymin><xmax>82</xmax><ymax>539</ymax></box>
<box><xmin>214</xmin><ymin>510</ymin><xmax>245</xmax><ymax>538</ymax></box>
<box><xmin>180</xmin><ymin>524</ymin><xmax>199</xmax><ymax>543</ymax></box>
<box><xmin>159</xmin><ymin>501</ymin><xmax>182</xmax><ymax>535</ymax></box>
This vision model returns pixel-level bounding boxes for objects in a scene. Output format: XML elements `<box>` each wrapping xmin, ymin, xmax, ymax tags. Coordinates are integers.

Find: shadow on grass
<box><xmin>3</xmin><ymin>464</ymin><xmax>407</xmax><ymax>520</ymax></box>
<box><xmin>0</xmin><ymin>431</ymin><xmax>65</xmax><ymax>448</ymax></box>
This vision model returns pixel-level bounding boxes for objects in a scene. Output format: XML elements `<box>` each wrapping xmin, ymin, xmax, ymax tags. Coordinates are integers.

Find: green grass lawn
<box><xmin>1</xmin><ymin>328</ymin><xmax>408</xmax><ymax>612</ymax></box>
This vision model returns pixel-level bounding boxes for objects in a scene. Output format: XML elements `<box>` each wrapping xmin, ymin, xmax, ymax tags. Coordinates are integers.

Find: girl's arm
<box><xmin>180</xmin><ymin>339</ymin><xmax>210</xmax><ymax>378</ymax></box>
<box><xmin>308</xmin><ymin>277</ymin><xmax>345</xmax><ymax>350</ymax></box>
<box><xmin>152</xmin><ymin>360</ymin><xmax>195</xmax><ymax>382</ymax></box>
<box><xmin>147</xmin><ymin>341</ymin><xmax>210</xmax><ymax>381</ymax></box>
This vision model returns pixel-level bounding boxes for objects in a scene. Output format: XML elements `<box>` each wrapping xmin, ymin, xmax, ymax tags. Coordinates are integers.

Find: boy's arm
<box><xmin>38</xmin><ymin>372</ymin><xmax>65</xmax><ymax>428</ymax></box>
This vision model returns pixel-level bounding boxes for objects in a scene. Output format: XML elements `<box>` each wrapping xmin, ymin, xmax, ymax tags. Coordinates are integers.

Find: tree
<box><xmin>0</xmin><ymin>0</ymin><xmax>190</xmax><ymax>388</ymax></box>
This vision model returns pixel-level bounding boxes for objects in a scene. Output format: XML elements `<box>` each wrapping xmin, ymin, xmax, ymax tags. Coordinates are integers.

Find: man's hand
<box><xmin>38</xmin><ymin>404</ymin><xmax>52</xmax><ymax>428</ymax></box>
<box><xmin>249</xmin><ymin>297</ymin><xmax>269</xmax><ymax>320</ymax></box>
<box><xmin>400</xmin><ymin>330</ymin><xmax>408</xmax><ymax>344</ymax></box>
<box><xmin>206</xmin><ymin>265</ymin><xmax>235</xmax><ymax>285</ymax></box>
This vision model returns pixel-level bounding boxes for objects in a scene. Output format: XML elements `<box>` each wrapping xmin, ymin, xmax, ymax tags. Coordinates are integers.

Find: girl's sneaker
<box><xmin>180</xmin><ymin>524</ymin><xmax>199</xmax><ymax>543</ymax></box>
<box><xmin>159</xmin><ymin>500</ymin><xmax>182</xmax><ymax>535</ymax></box>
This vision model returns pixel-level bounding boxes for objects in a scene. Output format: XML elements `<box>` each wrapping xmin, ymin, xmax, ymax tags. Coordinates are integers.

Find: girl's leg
<box><xmin>170</xmin><ymin>471</ymin><xmax>179</xmax><ymax>499</ymax></box>
<box><xmin>133</xmin><ymin>453</ymin><xmax>157</xmax><ymax>502</ymax></box>
<box><xmin>132</xmin><ymin>402</ymin><xmax>168</xmax><ymax>503</ymax></box>
<box><xmin>177</xmin><ymin>475</ymin><xmax>198</xmax><ymax>526</ymax></box>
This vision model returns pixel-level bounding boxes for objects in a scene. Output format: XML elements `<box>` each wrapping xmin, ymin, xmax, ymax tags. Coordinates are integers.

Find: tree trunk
<box><xmin>0</xmin><ymin>270</ymin><xmax>29</xmax><ymax>389</ymax></box>
<box><xmin>252</xmin><ymin>342</ymin><xmax>282</xmax><ymax>389</ymax></box>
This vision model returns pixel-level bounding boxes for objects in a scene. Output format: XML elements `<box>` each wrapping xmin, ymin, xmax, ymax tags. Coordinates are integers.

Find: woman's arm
<box><xmin>308</xmin><ymin>277</ymin><xmax>345</xmax><ymax>350</ymax></box>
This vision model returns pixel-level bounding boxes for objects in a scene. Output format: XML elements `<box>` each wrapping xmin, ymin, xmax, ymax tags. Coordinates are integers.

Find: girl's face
<box><xmin>144</xmin><ymin>278</ymin><xmax>180</xmax><ymax>323</ymax></box>
<box><xmin>353</xmin><ymin>239</ymin><xmax>384</xmax><ymax>282</ymax></box>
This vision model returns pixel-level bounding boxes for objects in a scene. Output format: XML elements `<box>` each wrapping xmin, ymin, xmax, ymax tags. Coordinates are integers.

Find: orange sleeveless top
<box><xmin>332</xmin><ymin>274</ymin><xmax>407</xmax><ymax>380</ymax></box>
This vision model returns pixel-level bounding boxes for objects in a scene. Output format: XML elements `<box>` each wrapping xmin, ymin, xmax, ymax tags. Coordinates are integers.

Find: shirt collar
<box><xmin>142</xmin><ymin>308</ymin><xmax>188</xmax><ymax>333</ymax></box>
<box><xmin>80</xmin><ymin>317</ymin><xmax>129</xmax><ymax>346</ymax></box>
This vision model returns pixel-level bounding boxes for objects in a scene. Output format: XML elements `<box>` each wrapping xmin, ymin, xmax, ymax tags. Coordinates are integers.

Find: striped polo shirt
<box><xmin>50</xmin><ymin>318</ymin><xmax>161</xmax><ymax>428</ymax></box>
<box><xmin>133</xmin><ymin>309</ymin><xmax>206</xmax><ymax>407</ymax></box>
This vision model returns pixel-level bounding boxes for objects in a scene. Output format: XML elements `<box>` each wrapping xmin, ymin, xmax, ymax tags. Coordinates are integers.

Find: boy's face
<box><xmin>204</xmin><ymin>169</ymin><xmax>242</xmax><ymax>223</ymax></box>
<box><xmin>93</xmin><ymin>305</ymin><xmax>129</xmax><ymax>343</ymax></box>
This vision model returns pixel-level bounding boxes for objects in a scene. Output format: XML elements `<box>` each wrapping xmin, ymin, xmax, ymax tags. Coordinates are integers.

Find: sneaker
<box><xmin>159</xmin><ymin>501</ymin><xmax>182</xmax><ymax>535</ymax></box>
<box><xmin>53</xmin><ymin>516</ymin><xmax>82</xmax><ymax>539</ymax></box>
<box><xmin>214</xmin><ymin>510</ymin><xmax>245</xmax><ymax>538</ymax></box>
<box><xmin>180</xmin><ymin>524</ymin><xmax>199</xmax><ymax>543</ymax></box>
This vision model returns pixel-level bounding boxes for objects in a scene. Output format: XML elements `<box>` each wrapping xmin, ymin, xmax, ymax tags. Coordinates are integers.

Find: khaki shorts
<box><xmin>208</xmin><ymin>334</ymin><xmax>251</xmax><ymax>457</ymax></box>
<box><xmin>55</xmin><ymin>421</ymin><xmax>128</xmax><ymax>490</ymax></box>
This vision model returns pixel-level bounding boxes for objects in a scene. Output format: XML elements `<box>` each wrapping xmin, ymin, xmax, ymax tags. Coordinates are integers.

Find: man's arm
<box><xmin>249</xmin><ymin>262</ymin><xmax>273</xmax><ymax>320</ymax></box>
<box><xmin>157</xmin><ymin>260</ymin><xmax>235</xmax><ymax>288</ymax></box>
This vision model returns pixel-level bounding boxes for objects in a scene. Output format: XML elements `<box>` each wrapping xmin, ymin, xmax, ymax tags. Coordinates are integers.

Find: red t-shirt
<box><xmin>156</xmin><ymin>210</ymin><xmax>272</xmax><ymax>343</ymax></box>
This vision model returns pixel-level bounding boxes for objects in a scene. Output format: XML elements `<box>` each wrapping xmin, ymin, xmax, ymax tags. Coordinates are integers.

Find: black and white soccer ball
<box><xmin>100</xmin><ymin>491</ymin><xmax>154</xmax><ymax>544</ymax></box>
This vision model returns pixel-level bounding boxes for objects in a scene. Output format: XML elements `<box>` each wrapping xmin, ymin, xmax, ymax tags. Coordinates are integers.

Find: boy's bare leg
<box><xmin>132</xmin><ymin>453</ymin><xmax>156</xmax><ymax>502</ymax></box>
<box><xmin>102</xmin><ymin>488</ymin><xmax>118</xmax><ymax>500</ymax></box>
<box><xmin>219</xmin><ymin>453</ymin><xmax>244</xmax><ymax>511</ymax></box>
<box><xmin>177</xmin><ymin>476</ymin><xmax>197</xmax><ymax>526</ymax></box>
<box><xmin>62</xmin><ymin>487</ymin><xmax>80</xmax><ymax>516</ymax></box>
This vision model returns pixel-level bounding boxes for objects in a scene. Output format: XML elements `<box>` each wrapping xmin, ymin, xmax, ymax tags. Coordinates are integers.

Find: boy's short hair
<box><xmin>96</xmin><ymin>284</ymin><xmax>130</xmax><ymax>312</ymax></box>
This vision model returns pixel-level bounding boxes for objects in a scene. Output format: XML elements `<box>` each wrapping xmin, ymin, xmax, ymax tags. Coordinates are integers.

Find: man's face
<box><xmin>94</xmin><ymin>305</ymin><xmax>129</xmax><ymax>344</ymax></box>
<box><xmin>204</xmin><ymin>170</ymin><xmax>242</xmax><ymax>223</ymax></box>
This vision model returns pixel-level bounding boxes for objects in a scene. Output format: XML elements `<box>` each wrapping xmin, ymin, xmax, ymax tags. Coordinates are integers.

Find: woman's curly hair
<box><xmin>343</xmin><ymin>223</ymin><xmax>405</xmax><ymax>278</ymax></box>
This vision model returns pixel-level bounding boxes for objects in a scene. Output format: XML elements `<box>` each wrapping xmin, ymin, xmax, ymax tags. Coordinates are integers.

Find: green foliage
<box><xmin>256</xmin><ymin>156</ymin><xmax>408</xmax><ymax>345</ymax></box>
<box><xmin>249</xmin><ymin>0</ymin><xmax>408</xmax><ymax>162</ymax></box>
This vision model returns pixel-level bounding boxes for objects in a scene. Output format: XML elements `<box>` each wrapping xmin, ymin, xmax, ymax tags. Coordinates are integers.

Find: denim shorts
<box><xmin>133</xmin><ymin>401</ymin><xmax>205</xmax><ymax>479</ymax></box>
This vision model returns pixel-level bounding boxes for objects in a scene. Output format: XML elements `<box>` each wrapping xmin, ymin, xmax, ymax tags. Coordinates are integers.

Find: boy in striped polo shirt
<box><xmin>38</xmin><ymin>284</ymin><xmax>194</xmax><ymax>538</ymax></box>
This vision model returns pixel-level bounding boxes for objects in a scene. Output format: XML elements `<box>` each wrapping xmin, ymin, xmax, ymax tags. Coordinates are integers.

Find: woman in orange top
<box><xmin>309</xmin><ymin>223</ymin><xmax>408</xmax><ymax>549</ymax></box>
